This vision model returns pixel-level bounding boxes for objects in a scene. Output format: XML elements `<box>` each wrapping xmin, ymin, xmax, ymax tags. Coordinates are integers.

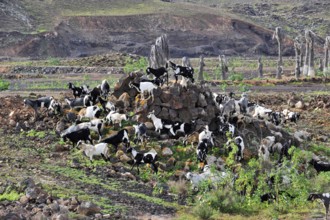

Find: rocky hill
<box><xmin>0</xmin><ymin>0</ymin><xmax>328</xmax><ymax>58</ymax></box>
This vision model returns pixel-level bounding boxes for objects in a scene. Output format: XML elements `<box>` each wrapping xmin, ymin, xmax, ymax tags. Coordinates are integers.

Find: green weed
<box><xmin>0</xmin><ymin>78</ymin><xmax>10</xmax><ymax>91</ymax></box>
<box><xmin>124</xmin><ymin>57</ymin><xmax>148</xmax><ymax>74</ymax></box>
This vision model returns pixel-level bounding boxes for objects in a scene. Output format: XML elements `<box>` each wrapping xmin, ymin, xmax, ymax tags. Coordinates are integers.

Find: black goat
<box><xmin>309</xmin><ymin>159</ymin><xmax>330</xmax><ymax>173</ymax></box>
<box><xmin>100</xmin><ymin>129</ymin><xmax>129</xmax><ymax>152</ymax></box>
<box><xmin>89</xmin><ymin>87</ymin><xmax>102</xmax><ymax>105</ymax></box>
<box><xmin>308</xmin><ymin>193</ymin><xmax>330</xmax><ymax>219</ymax></box>
<box><xmin>60</xmin><ymin>127</ymin><xmax>92</xmax><ymax>148</ymax></box>
<box><xmin>146</xmin><ymin>66</ymin><xmax>168</xmax><ymax>86</ymax></box>
<box><xmin>68</xmin><ymin>82</ymin><xmax>83</xmax><ymax>98</ymax></box>
<box><xmin>126</xmin><ymin>147</ymin><xmax>158</xmax><ymax>174</ymax></box>
<box><xmin>168</xmin><ymin>61</ymin><xmax>194</xmax><ymax>83</ymax></box>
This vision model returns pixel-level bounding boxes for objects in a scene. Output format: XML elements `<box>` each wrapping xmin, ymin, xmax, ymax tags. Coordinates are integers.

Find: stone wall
<box><xmin>113</xmin><ymin>72</ymin><xmax>220</xmax><ymax>130</ymax></box>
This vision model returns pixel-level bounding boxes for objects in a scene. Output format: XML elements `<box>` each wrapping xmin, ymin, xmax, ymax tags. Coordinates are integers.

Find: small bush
<box><xmin>193</xmin><ymin>203</ymin><xmax>213</xmax><ymax>220</ymax></box>
<box><xmin>168</xmin><ymin>179</ymin><xmax>188</xmax><ymax>195</ymax></box>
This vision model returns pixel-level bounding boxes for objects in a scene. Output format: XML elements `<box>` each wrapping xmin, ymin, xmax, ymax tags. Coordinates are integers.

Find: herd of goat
<box><xmin>22</xmin><ymin>60</ymin><xmax>329</xmax><ymax>217</ymax></box>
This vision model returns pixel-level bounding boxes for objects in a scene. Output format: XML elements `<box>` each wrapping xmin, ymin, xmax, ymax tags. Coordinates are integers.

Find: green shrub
<box><xmin>206</xmin><ymin>187</ymin><xmax>242</xmax><ymax>214</ymax></box>
<box><xmin>0</xmin><ymin>78</ymin><xmax>10</xmax><ymax>91</ymax></box>
<box><xmin>124</xmin><ymin>57</ymin><xmax>148</xmax><ymax>73</ymax></box>
<box><xmin>228</xmin><ymin>72</ymin><xmax>244</xmax><ymax>81</ymax></box>
<box><xmin>47</xmin><ymin>57</ymin><xmax>61</xmax><ymax>65</ymax></box>
<box><xmin>193</xmin><ymin>203</ymin><xmax>213</xmax><ymax>220</ymax></box>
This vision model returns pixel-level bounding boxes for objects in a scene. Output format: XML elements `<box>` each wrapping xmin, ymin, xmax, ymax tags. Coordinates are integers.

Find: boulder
<box><xmin>76</xmin><ymin>201</ymin><xmax>101</xmax><ymax>216</ymax></box>
<box><xmin>162</xmin><ymin>147</ymin><xmax>173</xmax><ymax>156</ymax></box>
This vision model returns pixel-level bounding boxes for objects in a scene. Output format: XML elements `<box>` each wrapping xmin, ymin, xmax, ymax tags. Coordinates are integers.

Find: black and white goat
<box><xmin>307</xmin><ymin>193</ymin><xmax>330</xmax><ymax>219</ymax></box>
<box><xmin>269</xmin><ymin>111</ymin><xmax>283</xmax><ymax>126</ymax></box>
<box><xmin>172</xmin><ymin>120</ymin><xmax>196</xmax><ymax>138</ymax></box>
<box><xmin>99</xmin><ymin>79</ymin><xmax>110</xmax><ymax>97</ymax></box>
<box><xmin>196</xmin><ymin>139</ymin><xmax>209</xmax><ymax>169</ymax></box>
<box><xmin>98</xmin><ymin>97</ymin><xmax>116</xmax><ymax>113</ymax></box>
<box><xmin>282</xmin><ymin>109</ymin><xmax>300</xmax><ymax>124</ymax></box>
<box><xmin>65</xmin><ymin>95</ymin><xmax>93</xmax><ymax>109</ymax></box>
<box><xmin>168</xmin><ymin>61</ymin><xmax>194</xmax><ymax>84</ymax></box>
<box><xmin>147</xmin><ymin>111</ymin><xmax>175</xmax><ymax>136</ymax></box>
<box><xmin>60</xmin><ymin>127</ymin><xmax>93</xmax><ymax>148</ymax></box>
<box><xmin>133</xmin><ymin>123</ymin><xmax>148</xmax><ymax>145</ymax></box>
<box><xmin>269</xmin><ymin>140</ymin><xmax>292</xmax><ymax>163</ymax></box>
<box><xmin>126</xmin><ymin>147</ymin><xmax>158</xmax><ymax>174</ymax></box>
<box><xmin>129</xmin><ymin>81</ymin><xmax>158</xmax><ymax>101</ymax></box>
<box><xmin>24</xmin><ymin>96</ymin><xmax>59</xmax><ymax>119</ymax></box>
<box><xmin>100</xmin><ymin>129</ymin><xmax>130</xmax><ymax>152</ymax></box>
<box><xmin>199</xmin><ymin>125</ymin><xmax>214</xmax><ymax>147</ymax></box>
<box><xmin>225</xmin><ymin>136</ymin><xmax>245</xmax><ymax>161</ymax></box>
<box><xmin>68</xmin><ymin>82</ymin><xmax>89</xmax><ymax>98</ymax></box>
<box><xmin>309</xmin><ymin>158</ymin><xmax>330</xmax><ymax>173</ymax></box>
<box><xmin>74</xmin><ymin>119</ymin><xmax>105</xmax><ymax>141</ymax></box>
<box><xmin>146</xmin><ymin>66</ymin><xmax>168</xmax><ymax>86</ymax></box>
<box><xmin>81</xmin><ymin>106</ymin><xmax>102</xmax><ymax>120</ymax></box>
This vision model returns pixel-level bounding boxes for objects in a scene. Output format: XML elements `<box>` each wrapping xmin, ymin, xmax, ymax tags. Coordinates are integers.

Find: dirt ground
<box><xmin>0</xmin><ymin>74</ymin><xmax>329</xmax><ymax>219</ymax></box>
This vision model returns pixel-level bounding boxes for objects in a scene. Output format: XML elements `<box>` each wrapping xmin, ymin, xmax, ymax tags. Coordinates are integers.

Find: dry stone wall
<box><xmin>113</xmin><ymin>72</ymin><xmax>220</xmax><ymax>130</ymax></box>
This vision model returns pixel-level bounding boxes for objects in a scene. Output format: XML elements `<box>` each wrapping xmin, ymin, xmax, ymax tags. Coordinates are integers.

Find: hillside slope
<box><xmin>0</xmin><ymin>0</ymin><xmax>327</xmax><ymax>58</ymax></box>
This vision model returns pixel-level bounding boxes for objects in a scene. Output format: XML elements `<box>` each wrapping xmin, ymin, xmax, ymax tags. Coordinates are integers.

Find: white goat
<box><xmin>82</xmin><ymin>106</ymin><xmax>102</xmax><ymax>120</ymax></box>
<box><xmin>105</xmin><ymin>111</ymin><xmax>127</xmax><ymax>127</ymax></box>
<box><xmin>253</xmin><ymin>105</ymin><xmax>273</xmax><ymax>120</ymax></box>
<box><xmin>186</xmin><ymin>165</ymin><xmax>227</xmax><ymax>190</ymax></box>
<box><xmin>199</xmin><ymin>125</ymin><xmax>214</xmax><ymax>146</ymax></box>
<box><xmin>129</xmin><ymin>81</ymin><xmax>158</xmax><ymax>101</ymax></box>
<box><xmin>77</xmin><ymin>141</ymin><xmax>109</xmax><ymax>162</ymax></box>
<box><xmin>258</xmin><ymin>136</ymin><xmax>276</xmax><ymax>161</ymax></box>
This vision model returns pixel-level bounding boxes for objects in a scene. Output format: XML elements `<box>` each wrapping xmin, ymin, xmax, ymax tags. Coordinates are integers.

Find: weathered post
<box><xmin>324</xmin><ymin>36</ymin><xmax>330</xmax><ymax>77</ymax></box>
<box><xmin>306</xmin><ymin>30</ymin><xmax>315</xmax><ymax>77</ymax></box>
<box><xmin>182</xmin><ymin>56</ymin><xmax>191</xmax><ymax>67</ymax></box>
<box><xmin>257</xmin><ymin>56</ymin><xmax>263</xmax><ymax>78</ymax></box>
<box><xmin>294</xmin><ymin>37</ymin><xmax>302</xmax><ymax>79</ymax></box>
<box><xmin>198</xmin><ymin>55</ymin><xmax>205</xmax><ymax>82</ymax></box>
<box><xmin>219</xmin><ymin>55</ymin><xmax>228</xmax><ymax>80</ymax></box>
<box><xmin>273</xmin><ymin>27</ymin><xmax>283</xmax><ymax>79</ymax></box>
<box><xmin>149</xmin><ymin>34</ymin><xmax>169</xmax><ymax>69</ymax></box>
